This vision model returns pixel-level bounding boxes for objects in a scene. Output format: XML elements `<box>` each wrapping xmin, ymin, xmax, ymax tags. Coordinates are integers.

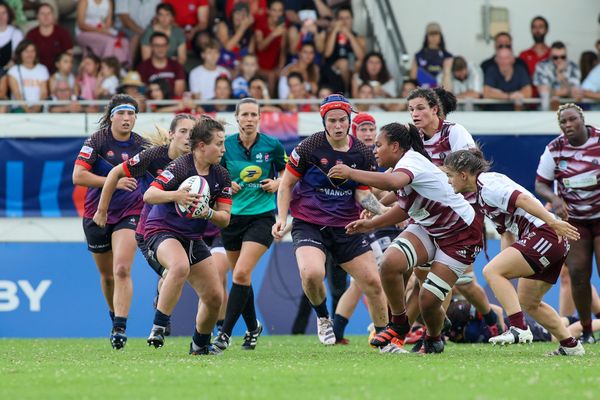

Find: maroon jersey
<box><xmin>75</xmin><ymin>129</ymin><xmax>147</xmax><ymax>223</ymax></box>
<box><xmin>421</xmin><ymin>120</ymin><xmax>475</xmax><ymax>167</ymax></box>
<box><xmin>144</xmin><ymin>154</ymin><xmax>232</xmax><ymax>240</ymax></box>
<box><xmin>536</xmin><ymin>126</ymin><xmax>600</xmax><ymax>221</ymax></box>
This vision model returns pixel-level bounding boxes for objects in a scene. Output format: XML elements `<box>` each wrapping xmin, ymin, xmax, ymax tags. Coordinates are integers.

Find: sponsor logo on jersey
<box><xmin>79</xmin><ymin>145</ymin><xmax>93</xmax><ymax>159</ymax></box>
<box><xmin>558</xmin><ymin>160</ymin><xmax>568</xmax><ymax>170</ymax></box>
<box><xmin>320</xmin><ymin>158</ymin><xmax>329</xmax><ymax>166</ymax></box>
<box><xmin>223</xmin><ymin>187</ymin><xmax>232</xmax><ymax>196</ymax></box>
<box><xmin>121</xmin><ymin>152</ymin><xmax>129</xmax><ymax>161</ymax></box>
<box><xmin>106</xmin><ymin>150</ymin><xmax>115</xmax><ymax>159</ymax></box>
<box><xmin>265</xmin><ymin>153</ymin><xmax>270</xmax><ymax>162</ymax></box>
<box><xmin>290</xmin><ymin>149</ymin><xmax>300</xmax><ymax>167</ymax></box>
<box><xmin>128</xmin><ymin>154</ymin><xmax>140</xmax><ymax>166</ymax></box>
<box><xmin>157</xmin><ymin>170</ymin><xmax>174</xmax><ymax>184</ymax></box>
<box><xmin>539</xmin><ymin>256</ymin><xmax>550</xmax><ymax>267</ymax></box>
<box><xmin>240</xmin><ymin>165</ymin><xmax>263</xmax><ymax>183</ymax></box>
<box><xmin>256</xmin><ymin>152</ymin><xmax>263</xmax><ymax>162</ymax></box>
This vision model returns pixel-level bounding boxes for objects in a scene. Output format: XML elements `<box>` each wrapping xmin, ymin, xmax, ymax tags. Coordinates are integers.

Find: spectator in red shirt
<box><xmin>162</xmin><ymin>0</ymin><xmax>210</xmax><ymax>42</ymax></box>
<box><xmin>255</xmin><ymin>0</ymin><xmax>288</xmax><ymax>96</ymax></box>
<box><xmin>25</xmin><ymin>3</ymin><xmax>73</xmax><ymax>73</ymax></box>
<box><xmin>136</xmin><ymin>32</ymin><xmax>186</xmax><ymax>98</ymax></box>
<box><xmin>519</xmin><ymin>16</ymin><xmax>551</xmax><ymax>78</ymax></box>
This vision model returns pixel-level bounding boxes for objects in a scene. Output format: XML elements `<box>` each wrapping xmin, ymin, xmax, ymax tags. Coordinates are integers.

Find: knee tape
<box><xmin>390</xmin><ymin>237</ymin><xmax>418</xmax><ymax>269</ymax></box>
<box><xmin>455</xmin><ymin>271</ymin><xmax>474</xmax><ymax>286</ymax></box>
<box><xmin>422</xmin><ymin>272</ymin><xmax>452</xmax><ymax>301</ymax></box>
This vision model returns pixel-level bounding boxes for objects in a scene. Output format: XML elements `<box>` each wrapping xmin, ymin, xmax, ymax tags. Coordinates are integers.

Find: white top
<box><xmin>0</xmin><ymin>25</ymin><xmax>23</xmax><ymax>53</ymax></box>
<box><xmin>394</xmin><ymin>149</ymin><xmax>475</xmax><ymax>237</ymax></box>
<box><xmin>101</xmin><ymin>75</ymin><xmax>120</xmax><ymax>95</ymax></box>
<box><xmin>114</xmin><ymin>0</ymin><xmax>161</xmax><ymax>31</ymax></box>
<box><xmin>8</xmin><ymin>64</ymin><xmax>50</xmax><ymax>104</ymax></box>
<box><xmin>76</xmin><ymin>0</ymin><xmax>111</xmax><ymax>35</ymax></box>
<box><xmin>188</xmin><ymin>65</ymin><xmax>231</xmax><ymax>100</ymax></box>
<box><xmin>477</xmin><ymin>172</ymin><xmax>544</xmax><ymax>237</ymax></box>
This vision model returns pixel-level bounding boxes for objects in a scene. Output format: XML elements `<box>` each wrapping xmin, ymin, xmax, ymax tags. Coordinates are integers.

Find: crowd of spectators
<box><xmin>0</xmin><ymin>0</ymin><xmax>598</xmax><ymax>113</ymax></box>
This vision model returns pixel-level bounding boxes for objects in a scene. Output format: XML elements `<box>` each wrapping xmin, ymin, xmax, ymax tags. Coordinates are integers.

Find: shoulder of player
<box><xmin>257</xmin><ymin>132</ymin><xmax>284</xmax><ymax>148</ymax></box>
<box><xmin>211</xmin><ymin>164</ymin><xmax>232</xmax><ymax>180</ymax></box>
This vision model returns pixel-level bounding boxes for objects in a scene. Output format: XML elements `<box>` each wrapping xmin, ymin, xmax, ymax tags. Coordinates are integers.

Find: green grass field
<box><xmin>1</xmin><ymin>336</ymin><xmax>598</xmax><ymax>399</ymax></box>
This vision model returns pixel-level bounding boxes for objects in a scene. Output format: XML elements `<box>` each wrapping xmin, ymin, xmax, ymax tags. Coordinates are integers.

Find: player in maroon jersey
<box><xmin>536</xmin><ymin>103</ymin><xmax>600</xmax><ymax>344</ymax></box>
<box><xmin>73</xmin><ymin>95</ymin><xmax>147</xmax><ymax>349</ymax></box>
<box><xmin>445</xmin><ymin>149</ymin><xmax>584</xmax><ymax>356</ymax></box>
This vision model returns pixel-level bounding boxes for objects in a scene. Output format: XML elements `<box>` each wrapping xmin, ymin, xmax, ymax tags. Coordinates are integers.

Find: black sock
<box><xmin>333</xmin><ymin>314</ymin><xmax>349</xmax><ymax>340</ymax></box>
<box><xmin>216</xmin><ymin>319</ymin><xmax>224</xmax><ymax>332</ymax></box>
<box><xmin>483</xmin><ymin>309</ymin><xmax>498</xmax><ymax>326</ymax></box>
<box><xmin>312</xmin><ymin>299</ymin><xmax>329</xmax><ymax>319</ymax></box>
<box><xmin>221</xmin><ymin>283</ymin><xmax>251</xmax><ymax>336</ymax></box>
<box><xmin>192</xmin><ymin>329</ymin><xmax>211</xmax><ymax>350</ymax></box>
<box><xmin>153</xmin><ymin>309</ymin><xmax>170</xmax><ymax>327</ymax></box>
<box><xmin>241</xmin><ymin>285</ymin><xmax>258</xmax><ymax>331</ymax></box>
<box><xmin>109</xmin><ymin>311</ymin><xmax>115</xmax><ymax>322</ymax></box>
<box><xmin>113</xmin><ymin>316</ymin><xmax>127</xmax><ymax>331</ymax></box>
<box><xmin>567</xmin><ymin>315</ymin><xmax>579</xmax><ymax>325</ymax></box>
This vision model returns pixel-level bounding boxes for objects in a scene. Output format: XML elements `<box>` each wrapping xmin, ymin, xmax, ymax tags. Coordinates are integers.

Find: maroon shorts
<box><xmin>568</xmin><ymin>218</ymin><xmax>600</xmax><ymax>241</ymax></box>
<box><xmin>512</xmin><ymin>224</ymin><xmax>569</xmax><ymax>284</ymax></box>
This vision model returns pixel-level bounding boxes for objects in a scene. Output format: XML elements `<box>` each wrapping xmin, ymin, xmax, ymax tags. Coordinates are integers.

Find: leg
<box><xmin>565</xmin><ymin>238</ymin><xmax>594</xmax><ymax>335</ymax></box>
<box><xmin>517</xmin><ymin>278</ymin><xmax>571</xmax><ymax>341</ymax></box>
<box><xmin>110</xmin><ymin>229</ymin><xmax>137</xmax><ymax>318</ymax></box>
<box><xmin>92</xmin><ymin>251</ymin><xmax>114</xmax><ymax>313</ymax></box>
<box><xmin>155</xmin><ymin>239</ymin><xmax>191</xmax><ymax>315</ymax></box>
<box><xmin>296</xmin><ymin>246</ymin><xmax>327</xmax><ymax>306</ymax></box>
<box><xmin>333</xmin><ymin>279</ymin><xmax>362</xmax><ymax>342</ymax></box>
<box><xmin>341</xmin><ymin>251</ymin><xmax>387</xmax><ymax>328</ymax></box>
<box><xmin>559</xmin><ymin>265</ymin><xmax>576</xmax><ymax>317</ymax></box>
<box><xmin>212</xmin><ymin>251</ymin><xmax>229</xmax><ymax>327</ymax></box>
<box><xmin>419</xmin><ymin>263</ymin><xmax>459</xmax><ymax>338</ymax></box>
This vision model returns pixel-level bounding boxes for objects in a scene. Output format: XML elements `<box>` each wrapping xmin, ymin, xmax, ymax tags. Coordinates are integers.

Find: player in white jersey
<box><xmin>406</xmin><ymin>86</ymin><xmax>500</xmax><ymax>342</ymax></box>
<box><xmin>328</xmin><ymin>122</ymin><xmax>483</xmax><ymax>354</ymax></box>
<box><xmin>535</xmin><ymin>104</ymin><xmax>600</xmax><ymax>344</ymax></box>
<box><xmin>444</xmin><ymin>149</ymin><xmax>584</xmax><ymax>356</ymax></box>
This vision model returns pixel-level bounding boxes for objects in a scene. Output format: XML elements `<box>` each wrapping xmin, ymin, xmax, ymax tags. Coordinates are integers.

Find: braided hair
<box><xmin>380</xmin><ymin>122</ymin><xmax>431</xmax><ymax>161</ymax></box>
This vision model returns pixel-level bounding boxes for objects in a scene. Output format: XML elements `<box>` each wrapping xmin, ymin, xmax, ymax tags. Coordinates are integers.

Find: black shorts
<box><xmin>221</xmin><ymin>211</ymin><xmax>276</xmax><ymax>251</ymax></box>
<box><xmin>83</xmin><ymin>215</ymin><xmax>139</xmax><ymax>253</ymax></box>
<box><xmin>204</xmin><ymin>234</ymin><xmax>224</xmax><ymax>249</ymax></box>
<box><xmin>145</xmin><ymin>231</ymin><xmax>212</xmax><ymax>267</ymax></box>
<box><xmin>136</xmin><ymin>233</ymin><xmax>166</xmax><ymax>277</ymax></box>
<box><xmin>291</xmin><ymin>218</ymin><xmax>371</xmax><ymax>264</ymax></box>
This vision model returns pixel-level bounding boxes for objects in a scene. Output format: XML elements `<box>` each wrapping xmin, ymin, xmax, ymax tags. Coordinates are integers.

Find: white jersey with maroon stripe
<box><xmin>394</xmin><ymin>150</ymin><xmax>475</xmax><ymax>238</ymax></box>
<box><xmin>536</xmin><ymin>126</ymin><xmax>600</xmax><ymax>221</ymax></box>
<box><xmin>477</xmin><ymin>172</ymin><xmax>544</xmax><ymax>238</ymax></box>
<box><xmin>422</xmin><ymin>120</ymin><xmax>476</xmax><ymax>167</ymax></box>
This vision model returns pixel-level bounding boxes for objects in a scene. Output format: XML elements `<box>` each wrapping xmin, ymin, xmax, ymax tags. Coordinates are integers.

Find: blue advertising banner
<box><xmin>0</xmin><ymin>135</ymin><xmax>556</xmax><ymax>217</ymax></box>
<box><xmin>3</xmin><ymin>241</ymin><xmax>597</xmax><ymax>338</ymax></box>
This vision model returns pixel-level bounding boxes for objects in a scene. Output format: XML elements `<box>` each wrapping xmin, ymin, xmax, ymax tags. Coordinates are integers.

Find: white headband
<box><xmin>110</xmin><ymin>104</ymin><xmax>137</xmax><ymax>117</ymax></box>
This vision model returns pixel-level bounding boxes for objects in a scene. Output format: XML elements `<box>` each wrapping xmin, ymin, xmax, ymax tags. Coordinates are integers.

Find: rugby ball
<box><xmin>175</xmin><ymin>175</ymin><xmax>210</xmax><ymax>218</ymax></box>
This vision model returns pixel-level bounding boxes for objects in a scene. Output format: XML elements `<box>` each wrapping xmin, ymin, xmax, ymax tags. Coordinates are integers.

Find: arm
<box><xmin>535</xmin><ymin>180</ymin><xmax>569</xmax><ymax>220</ymax></box>
<box><xmin>500</xmin><ymin>231</ymin><xmax>515</xmax><ymax>251</ymax></box>
<box><xmin>409</xmin><ymin>58</ymin><xmax>417</xmax><ymax>80</ymax></box>
<box><xmin>118</xmin><ymin>13</ymin><xmax>144</xmax><ymax>35</ymax></box>
<box><xmin>173</xmin><ymin>79</ymin><xmax>186</xmax><ymax>98</ymax></box>
<box><xmin>323</xmin><ymin>24</ymin><xmax>340</xmax><ymax>58</ymax></box>
<box><xmin>343</xmin><ymin>29</ymin><xmax>365</xmax><ymax>62</ymax></box>
<box><xmin>203</xmin><ymin>201</ymin><xmax>231</xmax><ymax>228</ymax></box>
<box><xmin>92</xmin><ymin>164</ymin><xmax>136</xmax><ymax>227</ymax></box>
<box><xmin>272</xmin><ymin>169</ymin><xmax>300</xmax><ymax>239</ymax></box>
<box><xmin>72</xmin><ymin>163</ymin><xmax>108</xmax><ymax>188</ymax></box>
<box><xmin>345</xmin><ymin>203</ymin><xmax>408</xmax><ymax>234</ymax></box>
<box><xmin>354</xmin><ymin>188</ymin><xmax>388</xmax><ymax>216</ymax></box>
<box><xmin>143</xmin><ymin>185</ymin><xmax>199</xmax><ymax>205</ymax></box>
<box><xmin>328</xmin><ymin>164</ymin><xmax>410</xmax><ymax>191</ymax></box>
<box><xmin>260</xmin><ymin>169</ymin><xmax>285</xmax><ymax>193</ymax></box>
<box><xmin>483</xmin><ymin>85</ymin><xmax>510</xmax><ymax>100</ymax></box>
<box><xmin>515</xmin><ymin>193</ymin><xmax>579</xmax><ymax>240</ymax></box>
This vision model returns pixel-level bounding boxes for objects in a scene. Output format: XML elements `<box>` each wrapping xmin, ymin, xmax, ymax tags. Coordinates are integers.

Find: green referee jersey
<box><xmin>222</xmin><ymin>132</ymin><xmax>287</xmax><ymax>215</ymax></box>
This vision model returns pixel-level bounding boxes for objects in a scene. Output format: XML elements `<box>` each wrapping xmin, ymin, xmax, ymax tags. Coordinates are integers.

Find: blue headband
<box><xmin>110</xmin><ymin>104</ymin><xmax>137</xmax><ymax>117</ymax></box>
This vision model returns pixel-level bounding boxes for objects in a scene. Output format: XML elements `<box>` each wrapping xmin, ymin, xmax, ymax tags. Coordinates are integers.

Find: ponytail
<box><xmin>380</xmin><ymin>122</ymin><xmax>431</xmax><ymax>161</ymax></box>
<box><xmin>433</xmin><ymin>87</ymin><xmax>457</xmax><ymax>116</ymax></box>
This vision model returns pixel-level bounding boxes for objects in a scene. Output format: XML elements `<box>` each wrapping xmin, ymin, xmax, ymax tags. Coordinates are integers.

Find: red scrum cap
<box><xmin>351</xmin><ymin>113</ymin><xmax>376</xmax><ymax>136</ymax></box>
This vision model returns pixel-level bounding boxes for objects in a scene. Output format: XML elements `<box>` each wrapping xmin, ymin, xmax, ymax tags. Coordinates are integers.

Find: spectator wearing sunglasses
<box><xmin>480</xmin><ymin>32</ymin><xmax>527</xmax><ymax>75</ymax></box>
<box><xmin>534</xmin><ymin>41</ymin><xmax>582</xmax><ymax>109</ymax></box>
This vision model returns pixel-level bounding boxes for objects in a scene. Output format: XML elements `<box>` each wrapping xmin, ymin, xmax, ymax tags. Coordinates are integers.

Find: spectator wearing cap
<box><xmin>409</xmin><ymin>22</ymin><xmax>452</xmax><ymax>88</ymax></box>
<box><xmin>534</xmin><ymin>41</ymin><xmax>582</xmax><ymax>109</ymax></box>
<box><xmin>118</xmin><ymin>70</ymin><xmax>146</xmax><ymax>111</ymax></box>
<box><xmin>480</xmin><ymin>32</ymin><xmax>527</xmax><ymax>74</ymax></box>
<box><xmin>439</xmin><ymin>56</ymin><xmax>483</xmax><ymax>100</ymax></box>
<box><xmin>25</xmin><ymin>3</ymin><xmax>73</xmax><ymax>74</ymax></box>
<box><xmin>189</xmin><ymin>39</ymin><xmax>231</xmax><ymax>101</ymax></box>
<box><xmin>215</xmin><ymin>2</ymin><xmax>255</xmax><ymax>71</ymax></box>
<box><xmin>140</xmin><ymin>3</ymin><xmax>186</xmax><ymax>66</ymax></box>
<box><xmin>136</xmin><ymin>32</ymin><xmax>186</xmax><ymax>99</ymax></box>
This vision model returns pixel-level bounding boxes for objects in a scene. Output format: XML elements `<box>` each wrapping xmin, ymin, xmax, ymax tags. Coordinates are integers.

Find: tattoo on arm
<box><xmin>358</xmin><ymin>192</ymin><xmax>386</xmax><ymax>215</ymax></box>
